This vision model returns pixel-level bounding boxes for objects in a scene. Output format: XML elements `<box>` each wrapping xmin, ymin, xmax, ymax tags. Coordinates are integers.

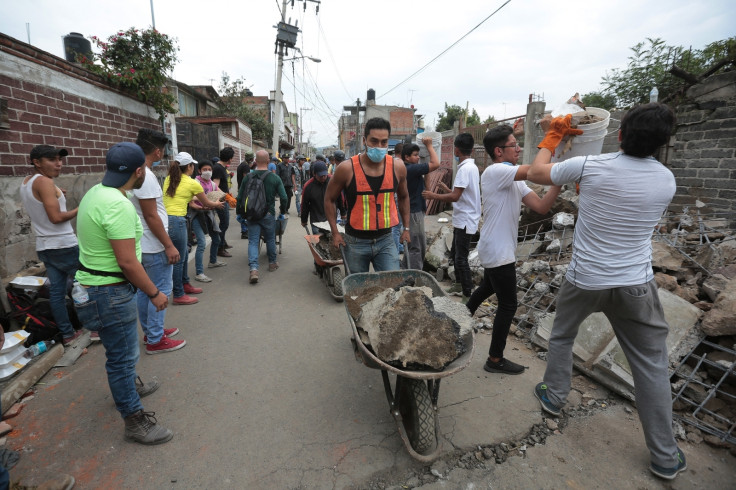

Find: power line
<box><xmin>378</xmin><ymin>0</ymin><xmax>512</xmax><ymax>100</ymax></box>
<box><xmin>317</xmin><ymin>19</ymin><xmax>354</xmax><ymax>101</ymax></box>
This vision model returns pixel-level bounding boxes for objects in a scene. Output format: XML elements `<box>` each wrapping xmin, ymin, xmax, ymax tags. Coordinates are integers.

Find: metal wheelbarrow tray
<box><xmin>304</xmin><ymin>233</ymin><xmax>345</xmax><ymax>301</ymax></box>
<box><xmin>342</xmin><ymin>270</ymin><xmax>475</xmax><ymax>462</ymax></box>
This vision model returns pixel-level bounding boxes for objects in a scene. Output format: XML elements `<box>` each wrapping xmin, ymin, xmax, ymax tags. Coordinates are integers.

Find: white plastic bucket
<box><xmin>551</xmin><ymin>107</ymin><xmax>611</xmax><ymax>162</ymax></box>
<box><xmin>416</xmin><ymin>131</ymin><xmax>441</xmax><ymax>159</ymax></box>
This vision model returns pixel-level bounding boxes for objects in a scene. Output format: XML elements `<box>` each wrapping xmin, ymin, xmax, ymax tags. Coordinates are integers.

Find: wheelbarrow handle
<box><xmin>339</xmin><ymin>243</ymin><xmax>350</xmax><ymax>276</ymax></box>
<box><xmin>402</xmin><ymin>239</ymin><xmax>412</xmax><ymax>269</ymax></box>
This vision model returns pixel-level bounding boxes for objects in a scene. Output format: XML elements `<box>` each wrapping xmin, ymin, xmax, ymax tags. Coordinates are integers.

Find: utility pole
<box><xmin>271</xmin><ymin>0</ymin><xmax>320</xmax><ymax>157</ymax></box>
<box><xmin>150</xmin><ymin>0</ymin><xmax>156</xmax><ymax>28</ymax></box>
<box><xmin>299</xmin><ymin>107</ymin><xmax>312</xmax><ymax>155</ymax></box>
<box><xmin>271</xmin><ymin>0</ymin><xmax>288</xmax><ymax>157</ymax></box>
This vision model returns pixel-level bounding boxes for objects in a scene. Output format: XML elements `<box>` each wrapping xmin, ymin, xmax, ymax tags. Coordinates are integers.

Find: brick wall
<box><xmin>0</xmin><ymin>33</ymin><xmax>160</xmax><ymax>278</ymax></box>
<box><xmin>668</xmin><ymin>70</ymin><xmax>736</xmax><ymax>221</ymax></box>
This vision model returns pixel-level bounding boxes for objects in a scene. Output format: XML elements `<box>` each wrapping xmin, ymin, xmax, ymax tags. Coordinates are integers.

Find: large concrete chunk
<box><xmin>701</xmin><ymin>278</ymin><xmax>736</xmax><ymax>336</ymax></box>
<box><xmin>532</xmin><ymin>288</ymin><xmax>703</xmax><ymax>401</ymax></box>
<box><xmin>425</xmin><ymin>226</ymin><xmax>453</xmax><ymax>271</ymax></box>
<box><xmin>651</xmin><ymin>241</ymin><xmax>684</xmax><ymax>272</ymax></box>
<box><xmin>350</xmin><ymin>286</ymin><xmax>469</xmax><ymax>370</ymax></box>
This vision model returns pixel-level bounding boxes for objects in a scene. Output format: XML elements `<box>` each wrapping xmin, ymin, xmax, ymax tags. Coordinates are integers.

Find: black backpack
<box><xmin>237</xmin><ymin>171</ymin><xmax>269</xmax><ymax>221</ymax></box>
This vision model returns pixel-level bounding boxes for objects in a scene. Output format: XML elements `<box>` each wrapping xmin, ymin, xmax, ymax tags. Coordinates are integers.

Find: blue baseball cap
<box><xmin>313</xmin><ymin>161</ymin><xmax>328</xmax><ymax>176</ymax></box>
<box><xmin>102</xmin><ymin>142</ymin><xmax>146</xmax><ymax>188</ymax></box>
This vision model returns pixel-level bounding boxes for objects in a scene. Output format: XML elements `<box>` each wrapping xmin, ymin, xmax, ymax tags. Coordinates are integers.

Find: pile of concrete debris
<box><xmin>345</xmin><ymin>280</ymin><xmax>473</xmax><ymax>370</ymax></box>
<box><xmin>423</xmin><ymin>202</ymin><xmax>736</xmax><ymax>446</ymax></box>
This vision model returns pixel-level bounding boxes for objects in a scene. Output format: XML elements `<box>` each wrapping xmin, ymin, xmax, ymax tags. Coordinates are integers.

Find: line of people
<box><xmin>324</xmin><ymin>106</ymin><xmax>686</xmax><ymax>481</ymax></box>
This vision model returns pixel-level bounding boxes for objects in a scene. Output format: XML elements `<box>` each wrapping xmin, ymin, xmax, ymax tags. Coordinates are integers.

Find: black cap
<box><xmin>334</xmin><ymin>150</ymin><xmax>345</xmax><ymax>162</ymax></box>
<box><xmin>315</xmin><ymin>154</ymin><xmax>326</xmax><ymax>162</ymax></box>
<box><xmin>30</xmin><ymin>145</ymin><xmax>68</xmax><ymax>161</ymax></box>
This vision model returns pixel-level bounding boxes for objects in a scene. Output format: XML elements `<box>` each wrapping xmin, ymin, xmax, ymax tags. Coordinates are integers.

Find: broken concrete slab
<box><xmin>532</xmin><ymin>288</ymin><xmax>704</xmax><ymax>402</ymax></box>
<box><xmin>552</xmin><ymin>212</ymin><xmax>575</xmax><ymax>229</ymax></box>
<box><xmin>425</xmin><ymin>226</ymin><xmax>453</xmax><ymax>271</ymax></box>
<box><xmin>651</xmin><ymin>241</ymin><xmax>685</xmax><ymax>272</ymax></box>
<box><xmin>353</xmin><ymin>286</ymin><xmax>471</xmax><ymax>370</ymax></box>
<box><xmin>701</xmin><ymin>278</ymin><xmax>736</xmax><ymax>336</ymax></box>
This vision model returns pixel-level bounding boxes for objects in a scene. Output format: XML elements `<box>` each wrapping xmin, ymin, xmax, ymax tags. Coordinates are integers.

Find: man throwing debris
<box><xmin>527</xmin><ymin>103</ymin><xmax>685</xmax><ymax>480</ymax></box>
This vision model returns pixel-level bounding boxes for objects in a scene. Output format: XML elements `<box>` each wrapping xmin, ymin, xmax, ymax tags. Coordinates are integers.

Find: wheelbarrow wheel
<box><xmin>397</xmin><ymin>377</ymin><xmax>436</xmax><ymax>455</ymax></box>
<box><xmin>330</xmin><ymin>267</ymin><xmax>344</xmax><ymax>298</ymax></box>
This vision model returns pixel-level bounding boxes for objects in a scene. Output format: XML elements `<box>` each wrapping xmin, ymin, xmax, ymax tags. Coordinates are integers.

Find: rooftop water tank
<box><xmin>63</xmin><ymin>32</ymin><xmax>92</xmax><ymax>63</ymax></box>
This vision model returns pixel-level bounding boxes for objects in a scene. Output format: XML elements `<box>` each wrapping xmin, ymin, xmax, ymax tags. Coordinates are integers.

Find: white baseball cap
<box><xmin>175</xmin><ymin>151</ymin><xmax>197</xmax><ymax>166</ymax></box>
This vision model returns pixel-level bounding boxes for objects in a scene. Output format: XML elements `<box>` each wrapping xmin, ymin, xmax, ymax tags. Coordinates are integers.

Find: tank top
<box><xmin>344</xmin><ymin>155</ymin><xmax>398</xmax><ymax>239</ymax></box>
<box><xmin>20</xmin><ymin>174</ymin><xmax>78</xmax><ymax>251</ymax></box>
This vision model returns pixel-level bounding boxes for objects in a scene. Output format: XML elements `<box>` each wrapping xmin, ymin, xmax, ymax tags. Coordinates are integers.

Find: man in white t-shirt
<box><xmin>422</xmin><ymin>133</ymin><xmax>480</xmax><ymax>301</ymax></box>
<box><xmin>527</xmin><ymin>103</ymin><xmax>685</xmax><ymax>480</ymax></box>
<box><xmin>131</xmin><ymin>129</ymin><xmax>186</xmax><ymax>356</ymax></box>
<box><xmin>469</xmin><ymin>125</ymin><xmax>561</xmax><ymax>375</ymax></box>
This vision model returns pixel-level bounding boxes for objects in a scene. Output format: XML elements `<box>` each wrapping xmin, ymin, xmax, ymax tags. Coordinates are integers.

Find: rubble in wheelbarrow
<box><xmin>346</xmin><ymin>283</ymin><xmax>473</xmax><ymax>370</ymax></box>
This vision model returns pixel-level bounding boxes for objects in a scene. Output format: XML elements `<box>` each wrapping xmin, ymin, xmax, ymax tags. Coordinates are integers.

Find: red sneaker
<box><xmin>145</xmin><ymin>336</ymin><xmax>187</xmax><ymax>355</ymax></box>
<box><xmin>143</xmin><ymin>327</ymin><xmax>180</xmax><ymax>344</ymax></box>
<box><xmin>183</xmin><ymin>283</ymin><xmax>203</xmax><ymax>295</ymax></box>
<box><xmin>173</xmin><ymin>295</ymin><xmax>198</xmax><ymax>305</ymax></box>
<box><xmin>63</xmin><ymin>330</ymin><xmax>85</xmax><ymax>346</ymax></box>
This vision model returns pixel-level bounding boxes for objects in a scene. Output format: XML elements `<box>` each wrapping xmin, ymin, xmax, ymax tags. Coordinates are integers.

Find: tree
<box><xmin>82</xmin><ymin>27</ymin><xmax>179</xmax><ymax>119</ymax></box>
<box><xmin>581</xmin><ymin>91</ymin><xmax>617</xmax><ymax>111</ymax></box>
<box><xmin>436</xmin><ymin>103</ymin><xmax>481</xmax><ymax>131</ymax></box>
<box><xmin>483</xmin><ymin>115</ymin><xmax>497</xmax><ymax>125</ymax></box>
<box><xmin>215</xmin><ymin>73</ymin><xmax>273</xmax><ymax>144</ymax></box>
<box><xmin>599</xmin><ymin>36</ymin><xmax>735</xmax><ymax>108</ymax></box>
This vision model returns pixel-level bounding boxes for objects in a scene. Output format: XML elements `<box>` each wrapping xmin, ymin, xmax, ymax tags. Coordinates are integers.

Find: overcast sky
<box><xmin>1</xmin><ymin>0</ymin><xmax>734</xmax><ymax>147</ymax></box>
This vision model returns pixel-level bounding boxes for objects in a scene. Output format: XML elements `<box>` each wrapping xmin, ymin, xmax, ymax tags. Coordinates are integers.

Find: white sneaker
<box><xmin>208</xmin><ymin>261</ymin><xmax>227</xmax><ymax>268</ymax></box>
<box><xmin>195</xmin><ymin>273</ymin><xmax>212</xmax><ymax>282</ymax></box>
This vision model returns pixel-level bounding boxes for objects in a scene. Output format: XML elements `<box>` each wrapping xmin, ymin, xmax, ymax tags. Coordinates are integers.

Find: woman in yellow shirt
<box><xmin>163</xmin><ymin>152</ymin><xmax>223</xmax><ymax>305</ymax></box>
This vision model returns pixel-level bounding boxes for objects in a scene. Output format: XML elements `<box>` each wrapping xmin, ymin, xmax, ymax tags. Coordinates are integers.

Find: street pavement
<box><xmin>5</xmin><ymin>208</ymin><xmax>736</xmax><ymax>488</ymax></box>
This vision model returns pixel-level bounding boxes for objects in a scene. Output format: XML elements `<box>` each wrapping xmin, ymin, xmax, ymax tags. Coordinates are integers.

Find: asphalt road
<box><xmin>6</xmin><ymin>208</ymin><xmax>736</xmax><ymax>489</ymax></box>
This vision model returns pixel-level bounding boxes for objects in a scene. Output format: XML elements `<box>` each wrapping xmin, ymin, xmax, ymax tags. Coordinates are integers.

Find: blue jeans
<box><xmin>168</xmin><ymin>215</ymin><xmax>189</xmax><ymax>298</ymax></box>
<box><xmin>217</xmin><ymin>201</ymin><xmax>230</xmax><ymax>247</ymax></box>
<box><xmin>37</xmin><ymin>245</ymin><xmax>79</xmax><ymax>337</ymax></box>
<box><xmin>192</xmin><ymin>215</ymin><xmax>220</xmax><ymax>274</ymax></box>
<box><xmin>247</xmin><ymin>213</ymin><xmax>276</xmax><ymax>270</ymax></box>
<box><xmin>136</xmin><ymin>251</ymin><xmax>172</xmax><ymax>345</ymax></box>
<box><xmin>295</xmin><ymin>188</ymin><xmax>301</xmax><ymax>214</ymax></box>
<box><xmin>237</xmin><ymin>214</ymin><xmax>248</xmax><ymax>233</ymax></box>
<box><xmin>73</xmin><ymin>283</ymin><xmax>143</xmax><ymax>418</ymax></box>
<box><xmin>344</xmin><ymin>232</ymin><xmax>399</xmax><ymax>273</ymax></box>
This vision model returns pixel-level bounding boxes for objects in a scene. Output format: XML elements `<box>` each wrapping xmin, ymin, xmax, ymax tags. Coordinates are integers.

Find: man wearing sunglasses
<box><xmin>467</xmin><ymin>126</ymin><xmax>561</xmax><ymax>375</ymax></box>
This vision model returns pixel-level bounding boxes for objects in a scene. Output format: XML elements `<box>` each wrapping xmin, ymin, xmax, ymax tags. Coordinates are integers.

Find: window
<box><xmin>178</xmin><ymin>91</ymin><xmax>197</xmax><ymax>117</ymax></box>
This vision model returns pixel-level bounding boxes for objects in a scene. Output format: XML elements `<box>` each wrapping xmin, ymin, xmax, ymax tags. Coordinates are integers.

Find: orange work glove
<box><xmin>537</xmin><ymin>114</ymin><xmax>584</xmax><ymax>153</ymax></box>
<box><xmin>224</xmin><ymin>193</ymin><xmax>237</xmax><ymax>207</ymax></box>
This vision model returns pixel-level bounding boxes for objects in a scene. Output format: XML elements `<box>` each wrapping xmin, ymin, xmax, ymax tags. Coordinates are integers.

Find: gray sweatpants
<box><xmin>543</xmin><ymin>278</ymin><xmax>679</xmax><ymax>468</ymax></box>
<box><xmin>401</xmin><ymin>211</ymin><xmax>426</xmax><ymax>270</ymax></box>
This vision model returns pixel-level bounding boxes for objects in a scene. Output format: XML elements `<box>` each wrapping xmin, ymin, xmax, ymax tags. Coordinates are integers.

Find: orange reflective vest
<box><xmin>348</xmin><ymin>155</ymin><xmax>399</xmax><ymax>231</ymax></box>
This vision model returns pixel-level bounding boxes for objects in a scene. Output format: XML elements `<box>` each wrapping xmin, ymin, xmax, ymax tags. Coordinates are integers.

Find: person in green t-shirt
<box><xmin>75</xmin><ymin>142</ymin><xmax>173</xmax><ymax>446</ymax></box>
<box><xmin>236</xmin><ymin>150</ymin><xmax>287</xmax><ymax>284</ymax></box>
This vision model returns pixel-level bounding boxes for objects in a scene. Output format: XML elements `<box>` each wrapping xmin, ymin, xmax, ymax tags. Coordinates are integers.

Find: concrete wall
<box><xmin>668</xmin><ymin>70</ymin><xmax>736</xmax><ymax>220</ymax></box>
<box><xmin>0</xmin><ymin>33</ymin><xmax>160</xmax><ymax>278</ymax></box>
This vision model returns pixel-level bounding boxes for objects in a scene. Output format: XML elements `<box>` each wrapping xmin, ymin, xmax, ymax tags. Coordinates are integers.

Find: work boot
<box><xmin>11</xmin><ymin>473</ymin><xmax>76</xmax><ymax>489</ymax></box>
<box><xmin>124</xmin><ymin>410</ymin><xmax>173</xmax><ymax>445</ymax></box>
<box><xmin>135</xmin><ymin>376</ymin><xmax>160</xmax><ymax>398</ymax></box>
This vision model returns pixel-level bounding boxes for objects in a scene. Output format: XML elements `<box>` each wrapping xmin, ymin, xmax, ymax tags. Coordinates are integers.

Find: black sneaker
<box><xmin>484</xmin><ymin>358</ymin><xmax>525</xmax><ymax>375</ymax></box>
<box><xmin>650</xmin><ymin>448</ymin><xmax>687</xmax><ymax>480</ymax></box>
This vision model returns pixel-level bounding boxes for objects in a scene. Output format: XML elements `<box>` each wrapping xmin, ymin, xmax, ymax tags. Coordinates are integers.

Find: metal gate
<box><xmin>176</xmin><ymin>120</ymin><xmax>219</xmax><ymax>164</ymax></box>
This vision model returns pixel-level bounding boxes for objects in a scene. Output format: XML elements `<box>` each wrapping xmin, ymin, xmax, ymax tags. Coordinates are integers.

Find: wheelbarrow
<box><xmin>340</xmin><ymin>249</ymin><xmax>475</xmax><ymax>462</ymax></box>
<box><xmin>304</xmin><ymin>225</ymin><xmax>345</xmax><ymax>302</ymax></box>
<box><xmin>259</xmin><ymin>215</ymin><xmax>288</xmax><ymax>255</ymax></box>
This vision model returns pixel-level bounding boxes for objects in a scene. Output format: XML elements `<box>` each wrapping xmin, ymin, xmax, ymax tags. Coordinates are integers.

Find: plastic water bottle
<box><xmin>650</xmin><ymin>86</ymin><xmax>659</xmax><ymax>103</ymax></box>
<box><xmin>24</xmin><ymin>340</ymin><xmax>55</xmax><ymax>358</ymax></box>
<box><xmin>71</xmin><ymin>281</ymin><xmax>89</xmax><ymax>305</ymax></box>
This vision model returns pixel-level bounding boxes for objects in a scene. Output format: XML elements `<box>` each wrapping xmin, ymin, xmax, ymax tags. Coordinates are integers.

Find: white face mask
<box><xmin>201</xmin><ymin>170</ymin><xmax>213</xmax><ymax>180</ymax></box>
